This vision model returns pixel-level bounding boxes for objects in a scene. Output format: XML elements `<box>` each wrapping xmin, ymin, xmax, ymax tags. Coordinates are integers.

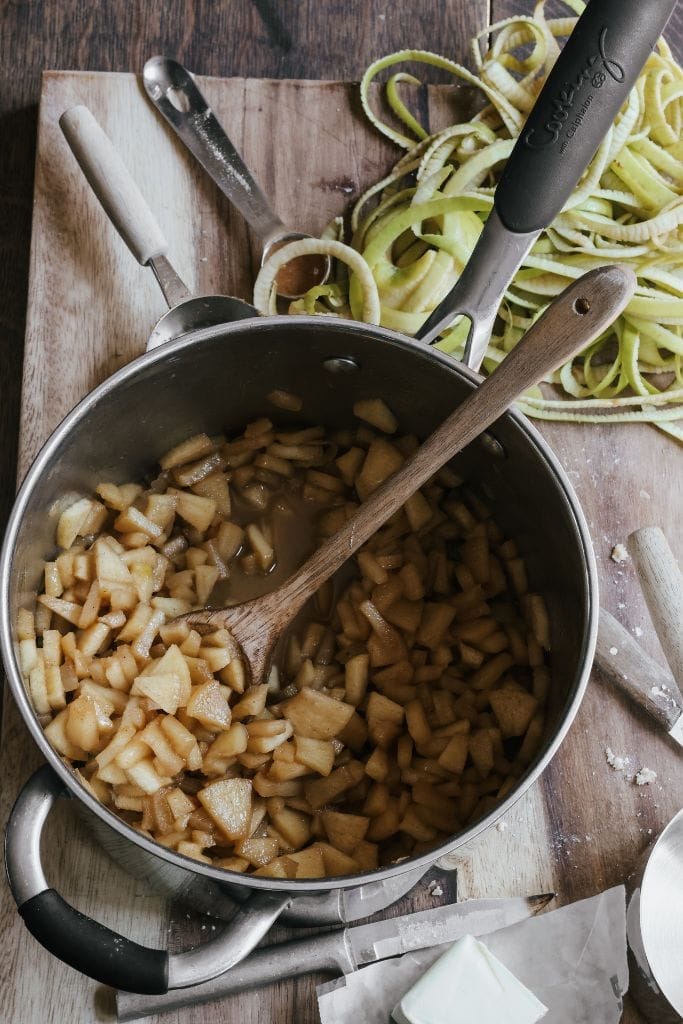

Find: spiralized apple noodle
<box><xmin>254</xmin><ymin>0</ymin><xmax>683</xmax><ymax>440</ymax></box>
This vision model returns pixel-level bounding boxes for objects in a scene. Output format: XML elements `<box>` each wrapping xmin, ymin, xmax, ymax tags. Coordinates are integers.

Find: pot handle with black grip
<box><xmin>5</xmin><ymin>764</ymin><xmax>291</xmax><ymax>994</ymax></box>
<box><xmin>417</xmin><ymin>0</ymin><xmax>679</xmax><ymax>367</ymax></box>
<box><xmin>495</xmin><ymin>0</ymin><xmax>677</xmax><ymax>234</ymax></box>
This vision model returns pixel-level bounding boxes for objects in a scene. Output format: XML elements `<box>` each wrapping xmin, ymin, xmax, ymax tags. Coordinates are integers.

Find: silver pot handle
<box><xmin>4</xmin><ymin>764</ymin><xmax>291</xmax><ymax>994</ymax></box>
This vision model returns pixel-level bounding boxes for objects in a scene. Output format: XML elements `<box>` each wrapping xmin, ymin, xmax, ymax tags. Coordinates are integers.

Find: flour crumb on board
<box><xmin>633</xmin><ymin>626</ymin><xmax>643</xmax><ymax>637</ymax></box>
<box><xmin>496</xmin><ymin>820</ymin><xmax>508</xmax><ymax>833</ymax></box>
<box><xmin>605</xmin><ymin>747</ymin><xmax>659</xmax><ymax>787</ymax></box>
<box><xmin>427</xmin><ymin>880</ymin><xmax>444</xmax><ymax>897</ymax></box>
<box><xmin>639</xmin><ymin>489</ymin><xmax>651</xmax><ymax>500</ymax></box>
<box><xmin>605</xmin><ymin>747</ymin><xmax>628</xmax><ymax>771</ymax></box>
<box><xmin>609</xmin><ymin>646</ymin><xmax>619</xmax><ymax>656</ymax></box>
<box><xmin>611</xmin><ymin>543</ymin><xmax>629</xmax><ymax>563</ymax></box>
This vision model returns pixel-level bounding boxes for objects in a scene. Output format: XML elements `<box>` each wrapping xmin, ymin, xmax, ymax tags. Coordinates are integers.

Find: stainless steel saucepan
<box><xmin>2</xmin><ymin>312</ymin><xmax>599</xmax><ymax>996</ymax></box>
<box><xmin>2</xmin><ymin>0</ymin><xmax>676</xmax><ymax>999</ymax></box>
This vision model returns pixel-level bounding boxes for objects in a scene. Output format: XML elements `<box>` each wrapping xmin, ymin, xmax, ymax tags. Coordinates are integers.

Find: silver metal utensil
<box><xmin>142</xmin><ymin>56</ymin><xmax>331</xmax><ymax>300</ymax></box>
<box><xmin>415</xmin><ymin>0</ymin><xmax>679</xmax><ymax>371</ymax></box>
<box><xmin>116</xmin><ymin>893</ymin><xmax>552</xmax><ymax>1021</ymax></box>
<box><xmin>59</xmin><ymin>105</ymin><xmax>256</xmax><ymax>348</ymax></box>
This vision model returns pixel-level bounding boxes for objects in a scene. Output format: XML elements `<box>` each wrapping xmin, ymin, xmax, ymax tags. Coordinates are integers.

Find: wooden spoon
<box><xmin>184</xmin><ymin>266</ymin><xmax>636</xmax><ymax>682</ymax></box>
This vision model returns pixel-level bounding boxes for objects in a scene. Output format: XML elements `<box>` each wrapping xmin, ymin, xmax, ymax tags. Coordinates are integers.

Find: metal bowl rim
<box><xmin>639</xmin><ymin>806</ymin><xmax>683</xmax><ymax>1013</ymax></box>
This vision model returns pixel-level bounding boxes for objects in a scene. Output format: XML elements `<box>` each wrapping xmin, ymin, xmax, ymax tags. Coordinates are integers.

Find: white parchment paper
<box><xmin>317</xmin><ymin>886</ymin><xmax>627</xmax><ymax>1024</ymax></box>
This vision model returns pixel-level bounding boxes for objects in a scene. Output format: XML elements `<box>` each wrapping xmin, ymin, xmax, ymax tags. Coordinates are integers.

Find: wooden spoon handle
<box><xmin>277</xmin><ymin>264</ymin><xmax>636</xmax><ymax>616</ymax></box>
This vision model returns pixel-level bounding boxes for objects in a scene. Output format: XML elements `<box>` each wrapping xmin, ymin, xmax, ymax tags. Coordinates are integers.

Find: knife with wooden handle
<box><xmin>628</xmin><ymin>527</ymin><xmax>683</xmax><ymax>693</ymax></box>
<box><xmin>116</xmin><ymin>894</ymin><xmax>553</xmax><ymax>1022</ymax></box>
<box><xmin>595</xmin><ymin>527</ymin><xmax>683</xmax><ymax>747</ymax></box>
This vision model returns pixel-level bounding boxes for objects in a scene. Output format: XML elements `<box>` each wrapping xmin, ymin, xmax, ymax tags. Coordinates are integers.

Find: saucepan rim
<box><xmin>0</xmin><ymin>314</ymin><xmax>598</xmax><ymax>892</ymax></box>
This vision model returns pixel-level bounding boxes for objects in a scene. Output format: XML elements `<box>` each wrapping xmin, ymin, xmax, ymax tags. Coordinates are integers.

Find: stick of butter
<box><xmin>392</xmin><ymin>933</ymin><xmax>548</xmax><ymax>1024</ymax></box>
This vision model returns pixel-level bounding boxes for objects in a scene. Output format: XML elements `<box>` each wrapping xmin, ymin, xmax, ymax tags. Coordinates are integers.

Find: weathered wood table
<box><xmin>1</xmin><ymin>3</ymin><xmax>682</xmax><ymax>1022</ymax></box>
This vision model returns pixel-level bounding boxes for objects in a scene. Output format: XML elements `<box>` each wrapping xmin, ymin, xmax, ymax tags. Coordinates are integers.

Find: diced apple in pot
<box><xmin>294</xmin><ymin>735</ymin><xmax>335</xmax><ymax>776</ymax></box>
<box><xmin>198</xmin><ymin>778</ymin><xmax>253</xmax><ymax>841</ymax></box>
<box><xmin>130</xmin><ymin>644</ymin><xmax>193</xmax><ymax>714</ymax></box>
<box><xmin>234</xmin><ymin>836</ymin><xmax>279</xmax><ymax>867</ymax></box>
<box><xmin>131</xmin><ymin>674</ymin><xmax>182</xmax><ymax>715</ymax></box>
<box><xmin>321</xmin><ymin>809</ymin><xmax>370</xmax><ymax>854</ymax></box>
<box><xmin>170</xmin><ymin>489</ymin><xmax>217</xmax><ymax>533</ymax></box>
<box><xmin>313</xmin><ymin>842</ymin><xmax>360</xmax><ymax>876</ymax></box>
<box><xmin>270</xmin><ymin>806</ymin><xmax>311</xmax><ymax>849</ymax></box>
<box><xmin>285</xmin><ymin>844</ymin><xmax>325</xmax><ymax>878</ymax></box>
<box><xmin>282</xmin><ymin>688</ymin><xmax>354</xmax><ymax>740</ymax></box>
<box><xmin>93</xmin><ymin>537</ymin><xmax>134</xmax><ymax>587</ymax></box>
<box><xmin>186</xmin><ymin>680</ymin><xmax>232</xmax><ymax>730</ymax></box>
<box><xmin>125</xmin><ymin>758</ymin><xmax>172</xmax><ymax>795</ymax></box>
<box><xmin>489</xmin><ymin>687</ymin><xmax>538</xmax><ymax>738</ymax></box>
<box><xmin>65</xmin><ymin>693</ymin><xmax>102</xmax><ymax>752</ymax></box>
<box><xmin>56</xmin><ymin>498</ymin><xmax>106</xmax><ymax>550</ymax></box>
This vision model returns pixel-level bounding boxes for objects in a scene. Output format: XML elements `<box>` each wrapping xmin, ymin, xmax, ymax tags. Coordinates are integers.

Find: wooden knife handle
<box><xmin>595</xmin><ymin>607</ymin><xmax>682</xmax><ymax>734</ymax></box>
<box><xmin>628</xmin><ymin>527</ymin><xmax>683</xmax><ymax>689</ymax></box>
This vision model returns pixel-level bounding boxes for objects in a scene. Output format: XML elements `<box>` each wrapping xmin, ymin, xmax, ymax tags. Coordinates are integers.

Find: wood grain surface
<box><xmin>0</xmin><ymin>4</ymin><xmax>682</xmax><ymax>1023</ymax></box>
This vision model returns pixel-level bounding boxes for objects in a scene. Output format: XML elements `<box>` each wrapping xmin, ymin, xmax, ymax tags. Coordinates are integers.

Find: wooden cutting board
<box><xmin>1</xmin><ymin>69</ymin><xmax>681</xmax><ymax>1024</ymax></box>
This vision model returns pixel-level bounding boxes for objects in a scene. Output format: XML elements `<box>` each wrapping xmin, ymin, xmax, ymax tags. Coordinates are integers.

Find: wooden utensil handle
<box><xmin>628</xmin><ymin>526</ymin><xmax>683</xmax><ymax>688</ymax></box>
<box><xmin>278</xmin><ymin>265</ymin><xmax>636</xmax><ymax>616</ymax></box>
<box><xmin>595</xmin><ymin>608</ymin><xmax>682</xmax><ymax>734</ymax></box>
<box><xmin>60</xmin><ymin>105</ymin><xmax>168</xmax><ymax>267</ymax></box>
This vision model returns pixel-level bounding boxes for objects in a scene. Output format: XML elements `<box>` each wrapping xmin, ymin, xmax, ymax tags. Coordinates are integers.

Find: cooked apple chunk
<box><xmin>285</xmin><ymin>844</ymin><xmax>325</xmax><ymax>878</ymax></box>
<box><xmin>314</xmin><ymin>842</ymin><xmax>360</xmax><ymax>876</ymax></box>
<box><xmin>282</xmin><ymin>689</ymin><xmax>354</xmax><ymax>740</ymax></box>
<box><xmin>56</xmin><ymin>498</ymin><xmax>105</xmax><ymax>550</ymax></box>
<box><xmin>131</xmin><ymin>674</ymin><xmax>182</xmax><ymax>715</ymax></box>
<box><xmin>198</xmin><ymin>778</ymin><xmax>252</xmax><ymax>841</ymax></box>
<box><xmin>489</xmin><ymin>687</ymin><xmax>539</xmax><ymax>738</ymax></box>
<box><xmin>270</xmin><ymin>806</ymin><xmax>311</xmax><ymax>849</ymax></box>
<box><xmin>234</xmin><ymin>836</ymin><xmax>279</xmax><ymax>867</ymax></box>
<box><xmin>171</xmin><ymin>489</ymin><xmax>216</xmax><ymax>533</ymax></box>
<box><xmin>186</xmin><ymin>681</ymin><xmax>231</xmax><ymax>731</ymax></box>
<box><xmin>294</xmin><ymin>735</ymin><xmax>335</xmax><ymax>776</ymax></box>
<box><xmin>321</xmin><ymin>810</ymin><xmax>370</xmax><ymax>854</ymax></box>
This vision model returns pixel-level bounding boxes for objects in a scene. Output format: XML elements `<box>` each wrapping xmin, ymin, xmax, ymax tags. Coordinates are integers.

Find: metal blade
<box><xmin>670</xmin><ymin>713</ymin><xmax>683</xmax><ymax>748</ymax></box>
<box><xmin>348</xmin><ymin>894</ymin><xmax>553</xmax><ymax>967</ymax></box>
<box><xmin>116</xmin><ymin>895</ymin><xmax>554</xmax><ymax>1021</ymax></box>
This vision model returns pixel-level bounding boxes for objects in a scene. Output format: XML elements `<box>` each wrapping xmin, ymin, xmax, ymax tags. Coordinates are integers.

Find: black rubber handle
<box><xmin>495</xmin><ymin>0</ymin><xmax>677</xmax><ymax>234</ymax></box>
<box><xmin>19</xmin><ymin>889</ymin><xmax>169</xmax><ymax>994</ymax></box>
